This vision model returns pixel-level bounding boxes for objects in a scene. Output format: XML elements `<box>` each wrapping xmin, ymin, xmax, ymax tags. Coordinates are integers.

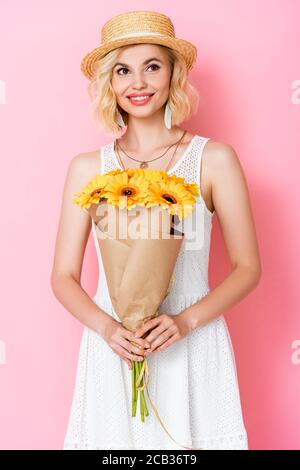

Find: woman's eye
<box><xmin>147</xmin><ymin>64</ymin><xmax>160</xmax><ymax>72</ymax></box>
<box><xmin>116</xmin><ymin>67</ymin><xmax>129</xmax><ymax>75</ymax></box>
<box><xmin>116</xmin><ymin>64</ymin><xmax>160</xmax><ymax>75</ymax></box>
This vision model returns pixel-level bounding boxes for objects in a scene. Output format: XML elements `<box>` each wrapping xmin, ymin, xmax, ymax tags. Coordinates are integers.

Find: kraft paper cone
<box><xmin>87</xmin><ymin>200</ymin><xmax>204</xmax><ymax>450</ymax></box>
<box><xmin>87</xmin><ymin>202</ymin><xmax>184</xmax><ymax>332</ymax></box>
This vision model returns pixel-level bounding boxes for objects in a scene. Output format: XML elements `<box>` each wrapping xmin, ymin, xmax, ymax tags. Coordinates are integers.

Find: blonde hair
<box><xmin>87</xmin><ymin>44</ymin><xmax>200</xmax><ymax>135</ymax></box>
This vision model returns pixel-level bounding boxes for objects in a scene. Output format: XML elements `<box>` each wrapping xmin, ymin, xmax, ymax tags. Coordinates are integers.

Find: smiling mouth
<box><xmin>127</xmin><ymin>93</ymin><xmax>155</xmax><ymax>100</ymax></box>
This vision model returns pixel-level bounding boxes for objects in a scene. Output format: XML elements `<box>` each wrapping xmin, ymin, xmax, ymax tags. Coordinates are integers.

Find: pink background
<box><xmin>0</xmin><ymin>0</ymin><xmax>299</xmax><ymax>450</ymax></box>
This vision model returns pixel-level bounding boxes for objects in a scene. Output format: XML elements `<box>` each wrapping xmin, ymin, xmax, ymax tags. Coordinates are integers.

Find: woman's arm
<box><xmin>50</xmin><ymin>152</ymin><xmax>150</xmax><ymax>368</ymax></box>
<box><xmin>181</xmin><ymin>141</ymin><xmax>262</xmax><ymax>331</ymax></box>
<box><xmin>50</xmin><ymin>152</ymin><xmax>113</xmax><ymax>336</ymax></box>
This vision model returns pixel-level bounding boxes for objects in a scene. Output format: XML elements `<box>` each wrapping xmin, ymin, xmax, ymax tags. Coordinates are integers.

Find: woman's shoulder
<box><xmin>199</xmin><ymin>137</ymin><xmax>242</xmax><ymax>200</ymax></box>
<box><xmin>70</xmin><ymin>148</ymin><xmax>101</xmax><ymax>173</ymax></box>
<box><xmin>204</xmin><ymin>137</ymin><xmax>238</xmax><ymax>157</ymax></box>
<box><xmin>65</xmin><ymin>149</ymin><xmax>102</xmax><ymax>192</ymax></box>
<box><xmin>203</xmin><ymin>137</ymin><xmax>241</xmax><ymax>169</ymax></box>
<box><xmin>201</xmin><ymin>137</ymin><xmax>244</xmax><ymax>201</ymax></box>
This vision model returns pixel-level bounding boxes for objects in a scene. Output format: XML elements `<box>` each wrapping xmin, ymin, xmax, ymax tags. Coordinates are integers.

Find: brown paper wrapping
<box><xmin>86</xmin><ymin>200</ymin><xmax>204</xmax><ymax>450</ymax></box>
<box><xmin>87</xmin><ymin>201</ymin><xmax>184</xmax><ymax>333</ymax></box>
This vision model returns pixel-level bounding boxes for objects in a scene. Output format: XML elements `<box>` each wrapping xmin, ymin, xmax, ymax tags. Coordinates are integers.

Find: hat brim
<box><xmin>81</xmin><ymin>36</ymin><xmax>197</xmax><ymax>80</ymax></box>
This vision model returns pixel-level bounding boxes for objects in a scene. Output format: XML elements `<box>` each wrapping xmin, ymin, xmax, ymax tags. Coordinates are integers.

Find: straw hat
<box><xmin>81</xmin><ymin>10</ymin><xmax>197</xmax><ymax>80</ymax></box>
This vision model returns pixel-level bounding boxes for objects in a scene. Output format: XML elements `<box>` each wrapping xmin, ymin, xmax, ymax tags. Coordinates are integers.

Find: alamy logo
<box><xmin>291</xmin><ymin>80</ymin><xmax>300</xmax><ymax>104</ymax></box>
<box><xmin>291</xmin><ymin>339</ymin><xmax>300</xmax><ymax>365</ymax></box>
<box><xmin>0</xmin><ymin>80</ymin><xmax>6</xmax><ymax>104</ymax></box>
<box><xmin>0</xmin><ymin>340</ymin><xmax>6</xmax><ymax>364</ymax></box>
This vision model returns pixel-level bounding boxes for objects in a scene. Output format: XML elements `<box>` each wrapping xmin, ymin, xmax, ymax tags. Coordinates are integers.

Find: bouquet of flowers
<box><xmin>73</xmin><ymin>167</ymin><xmax>201</xmax><ymax>448</ymax></box>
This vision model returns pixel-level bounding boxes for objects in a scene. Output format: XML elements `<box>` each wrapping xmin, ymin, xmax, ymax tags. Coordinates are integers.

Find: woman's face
<box><xmin>111</xmin><ymin>44</ymin><xmax>172</xmax><ymax>118</ymax></box>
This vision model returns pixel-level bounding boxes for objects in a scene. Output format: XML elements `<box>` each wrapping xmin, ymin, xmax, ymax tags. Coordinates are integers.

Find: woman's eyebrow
<box><xmin>113</xmin><ymin>58</ymin><xmax>163</xmax><ymax>68</ymax></box>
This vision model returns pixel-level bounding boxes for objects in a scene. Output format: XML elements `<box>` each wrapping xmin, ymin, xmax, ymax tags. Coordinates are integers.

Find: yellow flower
<box><xmin>184</xmin><ymin>182</ymin><xmax>200</xmax><ymax>198</ymax></box>
<box><xmin>126</xmin><ymin>168</ymin><xmax>145</xmax><ymax>178</ymax></box>
<box><xmin>143</xmin><ymin>169</ymin><xmax>167</xmax><ymax>183</ymax></box>
<box><xmin>168</xmin><ymin>174</ymin><xmax>185</xmax><ymax>184</ymax></box>
<box><xmin>73</xmin><ymin>174</ymin><xmax>109</xmax><ymax>209</ymax></box>
<box><xmin>167</xmin><ymin>174</ymin><xmax>200</xmax><ymax>197</ymax></box>
<box><xmin>126</xmin><ymin>168</ymin><xmax>167</xmax><ymax>184</ymax></box>
<box><xmin>146</xmin><ymin>179</ymin><xmax>196</xmax><ymax>220</ymax></box>
<box><xmin>106</xmin><ymin>168</ymin><xmax>123</xmax><ymax>176</ymax></box>
<box><xmin>103</xmin><ymin>172</ymin><xmax>149</xmax><ymax>210</ymax></box>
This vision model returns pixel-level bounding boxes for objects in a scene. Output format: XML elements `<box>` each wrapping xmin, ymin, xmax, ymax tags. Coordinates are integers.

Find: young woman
<box><xmin>51</xmin><ymin>11</ymin><xmax>261</xmax><ymax>450</ymax></box>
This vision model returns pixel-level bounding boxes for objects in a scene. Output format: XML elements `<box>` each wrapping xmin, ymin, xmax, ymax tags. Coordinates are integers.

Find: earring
<box><xmin>116</xmin><ymin>109</ymin><xmax>126</xmax><ymax>127</ymax></box>
<box><xmin>164</xmin><ymin>101</ymin><xmax>172</xmax><ymax>129</ymax></box>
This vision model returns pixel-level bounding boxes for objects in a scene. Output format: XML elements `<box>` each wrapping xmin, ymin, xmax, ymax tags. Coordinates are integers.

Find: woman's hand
<box><xmin>102</xmin><ymin>318</ymin><xmax>151</xmax><ymax>370</ymax></box>
<box><xmin>133</xmin><ymin>312</ymin><xmax>192</xmax><ymax>355</ymax></box>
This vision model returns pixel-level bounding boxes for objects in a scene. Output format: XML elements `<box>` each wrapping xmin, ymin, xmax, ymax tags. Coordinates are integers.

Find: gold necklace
<box><xmin>114</xmin><ymin>130</ymin><xmax>187</xmax><ymax>170</ymax></box>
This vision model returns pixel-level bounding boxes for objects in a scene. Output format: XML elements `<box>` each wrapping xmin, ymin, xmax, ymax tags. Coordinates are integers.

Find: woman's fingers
<box><xmin>104</xmin><ymin>322</ymin><xmax>148</xmax><ymax>369</ymax></box>
<box><xmin>123</xmin><ymin>329</ymin><xmax>151</xmax><ymax>350</ymax></box>
<box><xmin>144</xmin><ymin>323</ymin><xmax>169</xmax><ymax>344</ymax></box>
<box><xmin>150</xmin><ymin>327</ymin><xmax>176</xmax><ymax>352</ymax></box>
<box><xmin>134</xmin><ymin>315</ymin><xmax>165</xmax><ymax>339</ymax></box>
<box><xmin>113</xmin><ymin>342</ymin><xmax>145</xmax><ymax>363</ymax></box>
<box><xmin>118</xmin><ymin>336</ymin><xmax>147</xmax><ymax>357</ymax></box>
<box><xmin>152</xmin><ymin>334</ymin><xmax>178</xmax><ymax>354</ymax></box>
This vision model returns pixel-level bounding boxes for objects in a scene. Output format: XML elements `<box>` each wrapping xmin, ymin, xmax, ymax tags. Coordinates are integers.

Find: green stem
<box><xmin>140</xmin><ymin>361</ymin><xmax>148</xmax><ymax>422</ymax></box>
<box><xmin>132</xmin><ymin>360</ymin><xmax>149</xmax><ymax>422</ymax></box>
<box><xmin>132</xmin><ymin>361</ymin><xmax>138</xmax><ymax>417</ymax></box>
<box><xmin>135</xmin><ymin>361</ymin><xmax>144</xmax><ymax>422</ymax></box>
<box><xmin>131</xmin><ymin>362</ymin><xmax>134</xmax><ymax>417</ymax></box>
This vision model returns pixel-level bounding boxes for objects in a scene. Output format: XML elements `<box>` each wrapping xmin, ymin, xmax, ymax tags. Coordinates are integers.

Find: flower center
<box><xmin>90</xmin><ymin>189</ymin><xmax>102</xmax><ymax>197</ymax></box>
<box><xmin>162</xmin><ymin>193</ymin><xmax>177</xmax><ymax>204</ymax></box>
<box><xmin>121</xmin><ymin>187</ymin><xmax>136</xmax><ymax>197</ymax></box>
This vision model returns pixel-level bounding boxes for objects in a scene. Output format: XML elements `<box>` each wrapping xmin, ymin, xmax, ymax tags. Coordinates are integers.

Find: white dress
<box><xmin>63</xmin><ymin>135</ymin><xmax>249</xmax><ymax>450</ymax></box>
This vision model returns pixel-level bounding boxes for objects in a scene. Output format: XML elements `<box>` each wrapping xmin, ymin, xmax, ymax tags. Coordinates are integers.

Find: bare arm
<box><xmin>181</xmin><ymin>141</ymin><xmax>262</xmax><ymax>331</ymax></box>
<box><xmin>50</xmin><ymin>152</ymin><xmax>150</xmax><ymax>368</ymax></box>
<box><xmin>50</xmin><ymin>152</ymin><xmax>113</xmax><ymax>336</ymax></box>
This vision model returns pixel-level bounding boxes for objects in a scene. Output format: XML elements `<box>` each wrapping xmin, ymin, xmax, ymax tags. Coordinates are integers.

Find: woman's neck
<box><xmin>117</xmin><ymin>125</ymin><xmax>187</xmax><ymax>155</ymax></box>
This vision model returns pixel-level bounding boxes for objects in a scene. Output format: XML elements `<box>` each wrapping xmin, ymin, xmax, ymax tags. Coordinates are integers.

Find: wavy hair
<box><xmin>87</xmin><ymin>44</ymin><xmax>200</xmax><ymax>135</ymax></box>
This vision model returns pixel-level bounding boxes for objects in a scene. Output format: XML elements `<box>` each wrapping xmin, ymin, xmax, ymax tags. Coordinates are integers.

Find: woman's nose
<box><xmin>131</xmin><ymin>73</ymin><xmax>148</xmax><ymax>87</ymax></box>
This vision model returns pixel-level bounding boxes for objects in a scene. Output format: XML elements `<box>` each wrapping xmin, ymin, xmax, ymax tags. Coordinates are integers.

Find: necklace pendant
<box><xmin>140</xmin><ymin>161</ymin><xmax>148</xmax><ymax>169</ymax></box>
